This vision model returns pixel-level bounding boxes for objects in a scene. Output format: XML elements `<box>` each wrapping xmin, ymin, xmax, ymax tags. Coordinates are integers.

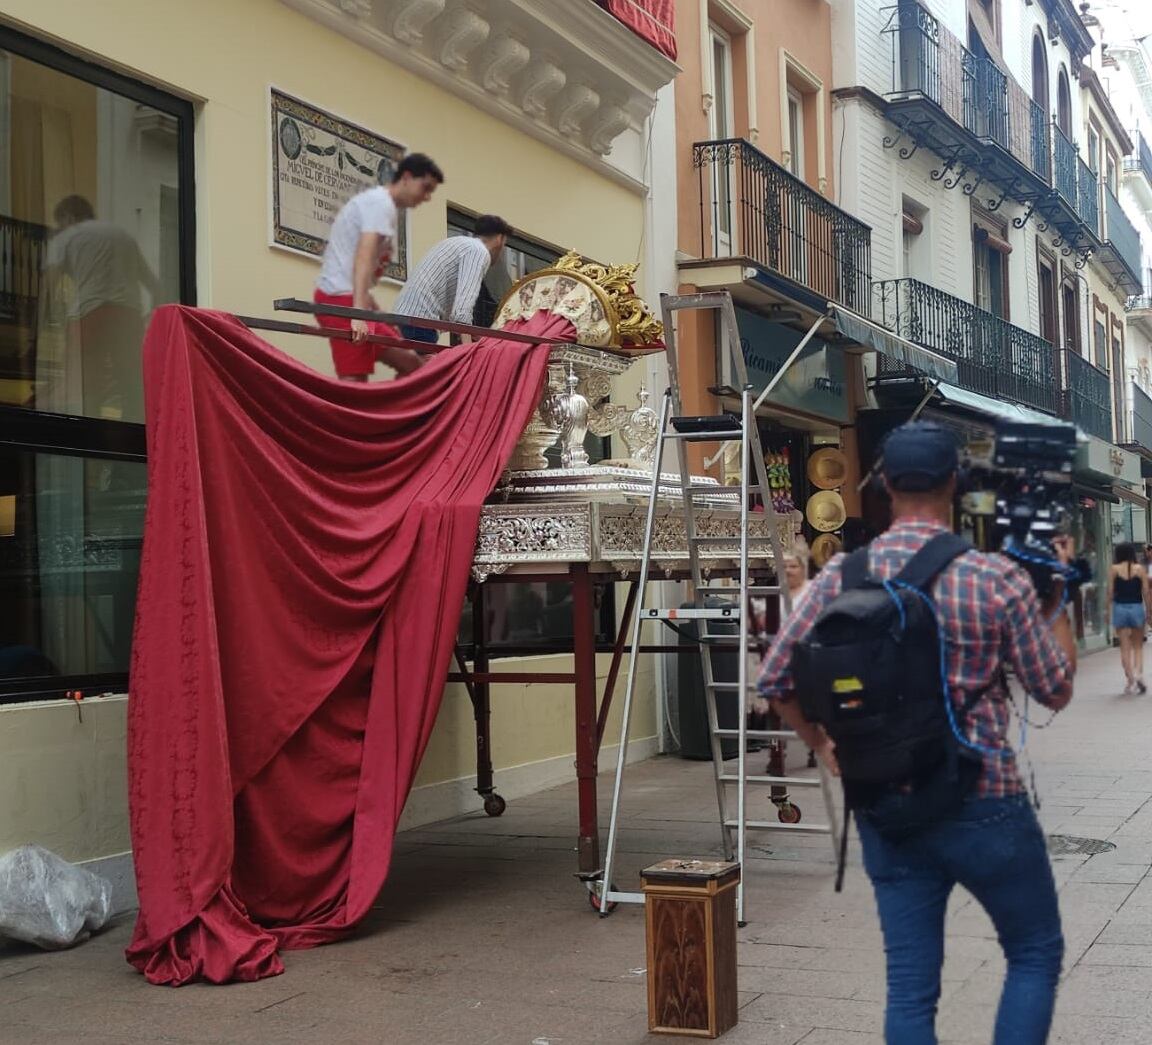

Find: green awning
<box><xmin>829</xmin><ymin>305</ymin><xmax>958</xmax><ymax>384</ymax></box>
<box><xmin>934</xmin><ymin>383</ymin><xmax>1068</xmax><ymax>428</ymax></box>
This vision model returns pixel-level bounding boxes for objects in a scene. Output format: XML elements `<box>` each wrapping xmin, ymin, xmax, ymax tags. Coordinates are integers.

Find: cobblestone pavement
<box><xmin>4</xmin><ymin>646</ymin><xmax>1152</xmax><ymax>1043</ymax></box>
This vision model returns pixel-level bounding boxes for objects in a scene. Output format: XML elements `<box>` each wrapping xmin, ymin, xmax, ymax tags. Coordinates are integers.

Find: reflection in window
<box><xmin>0</xmin><ymin>50</ymin><xmax>182</xmax><ymax>423</ymax></box>
<box><xmin>0</xmin><ymin>449</ymin><xmax>145</xmax><ymax>680</ymax></box>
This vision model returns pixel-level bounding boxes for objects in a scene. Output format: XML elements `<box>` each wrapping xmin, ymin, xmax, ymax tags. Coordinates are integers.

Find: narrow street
<box><xmin>4</xmin><ymin>645</ymin><xmax>1152</xmax><ymax>1044</ymax></box>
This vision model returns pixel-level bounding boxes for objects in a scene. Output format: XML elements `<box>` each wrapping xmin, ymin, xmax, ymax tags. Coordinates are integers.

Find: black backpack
<box><xmin>790</xmin><ymin>533</ymin><xmax>983</xmax><ymax>878</ymax></box>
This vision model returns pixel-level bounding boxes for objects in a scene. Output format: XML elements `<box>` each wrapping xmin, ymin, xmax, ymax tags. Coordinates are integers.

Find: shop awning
<box><xmin>829</xmin><ymin>305</ymin><xmax>958</xmax><ymax>384</ymax></box>
<box><xmin>933</xmin><ymin>382</ymin><xmax>1070</xmax><ymax>429</ymax></box>
<box><xmin>1116</xmin><ymin>484</ymin><xmax>1151</xmax><ymax>509</ymax></box>
<box><xmin>1073</xmin><ymin>481</ymin><xmax>1120</xmax><ymax>504</ymax></box>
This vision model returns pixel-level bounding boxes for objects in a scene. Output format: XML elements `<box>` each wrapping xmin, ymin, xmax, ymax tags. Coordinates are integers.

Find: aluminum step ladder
<box><xmin>590</xmin><ymin>291</ymin><xmax>841</xmax><ymax>925</ymax></box>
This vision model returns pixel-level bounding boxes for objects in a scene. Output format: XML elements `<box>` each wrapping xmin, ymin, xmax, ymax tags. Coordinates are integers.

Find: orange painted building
<box><xmin>668</xmin><ymin>0</ymin><xmax>871</xmax><ymax>551</ymax></box>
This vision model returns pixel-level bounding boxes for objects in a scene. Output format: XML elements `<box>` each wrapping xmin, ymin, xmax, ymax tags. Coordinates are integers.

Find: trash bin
<box><xmin>676</xmin><ymin>600</ymin><xmax>740</xmax><ymax>760</ymax></box>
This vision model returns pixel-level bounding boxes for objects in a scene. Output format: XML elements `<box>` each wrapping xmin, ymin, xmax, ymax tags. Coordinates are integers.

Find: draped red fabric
<box><xmin>125</xmin><ymin>305</ymin><xmax>564</xmax><ymax>985</ymax></box>
<box><xmin>599</xmin><ymin>0</ymin><xmax>677</xmax><ymax>61</ymax></box>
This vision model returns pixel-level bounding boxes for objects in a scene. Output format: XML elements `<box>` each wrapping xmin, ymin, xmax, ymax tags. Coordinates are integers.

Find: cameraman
<box><xmin>757</xmin><ymin>422</ymin><xmax>1076</xmax><ymax>1044</ymax></box>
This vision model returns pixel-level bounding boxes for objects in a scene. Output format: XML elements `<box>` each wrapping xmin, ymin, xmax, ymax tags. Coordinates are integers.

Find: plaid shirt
<box><xmin>757</xmin><ymin>518</ymin><xmax>1071</xmax><ymax>798</ymax></box>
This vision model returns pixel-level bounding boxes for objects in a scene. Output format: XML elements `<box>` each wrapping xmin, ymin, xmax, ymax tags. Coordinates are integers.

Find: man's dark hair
<box><xmin>475</xmin><ymin>214</ymin><xmax>511</xmax><ymax>238</ymax></box>
<box><xmin>392</xmin><ymin>153</ymin><xmax>444</xmax><ymax>184</ymax></box>
<box><xmin>53</xmin><ymin>195</ymin><xmax>95</xmax><ymax>225</ymax></box>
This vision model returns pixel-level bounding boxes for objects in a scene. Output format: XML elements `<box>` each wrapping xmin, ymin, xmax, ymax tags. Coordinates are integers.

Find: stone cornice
<box><xmin>279</xmin><ymin>0</ymin><xmax>679</xmax><ymax>191</ymax></box>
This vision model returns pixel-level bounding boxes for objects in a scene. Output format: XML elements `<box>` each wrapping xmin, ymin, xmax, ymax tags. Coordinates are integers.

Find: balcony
<box><xmin>1076</xmin><ymin>160</ymin><xmax>1099</xmax><ymax>238</ymax></box>
<box><xmin>693</xmin><ymin>138</ymin><xmax>873</xmax><ymax>314</ymax></box>
<box><xmin>1100</xmin><ymin>186</ymin><xmax>1144</xmax><ymax>294</ymax></box>
<box><xmin>883</xmin><ymin>3</ymin><xmax>1043</xmax><ymax>190</ymax></box>
<box><xmin>1063</xmin><ymin>350</ymin><xmax>1113</xmax><ymax>442</ymax></box>
<box><xmin>874</xmin><ymin>278</ymin><xmax>1056</xmax><ymax>414</ymax></box>
<box><xmin>1131</xmin><ymin>382</ymin><xmax>1152</xmax><ymax>452</ymax></box>
<box><xmin>882</xmin><ymin>2</ymin><xmax>1096</xmax><ymax>254</ymax></box>
<box><xmin>1127</xmin><ymin>290</ymin><xmax>1152</xmax><ymax>339</ymax></box>
<box><xmin>1123</xmin><ymin>131</ymin><xmax>1152</xmax><ymax>212</ymax></box>
<box><xmin>1053</xmin><ymin>125</ymin><xmax>1077</xmax><ymax>206</ymax></box>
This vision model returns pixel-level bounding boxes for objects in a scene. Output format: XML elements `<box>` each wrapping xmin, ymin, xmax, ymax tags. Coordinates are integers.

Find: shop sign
<box><xmin>269</xmin><ymin>89</ymin><xmax>409</xmax><ymax>281</ymax></box>
<box><xmin>733</xmin><ymin>309</ymin><xmax>849</xmax><ymax>423</ymax></box>
<box><xmin>1077</xmin><ymin>435</ymin><xmax>1141</xmax><ymax>487</ymax></box>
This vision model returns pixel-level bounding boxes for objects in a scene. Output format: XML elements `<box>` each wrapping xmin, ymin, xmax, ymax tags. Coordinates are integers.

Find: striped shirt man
<box><xmin>394</xmin><ymin>236</ymin><xmax>492</xmax><ymax>326</ymax></box>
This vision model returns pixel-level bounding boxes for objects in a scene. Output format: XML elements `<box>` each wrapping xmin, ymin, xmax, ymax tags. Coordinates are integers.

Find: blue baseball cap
<box><xmin>881</xmin><ymin>421</ymin><xmax>959</xmax><ymax>492</ymax></box>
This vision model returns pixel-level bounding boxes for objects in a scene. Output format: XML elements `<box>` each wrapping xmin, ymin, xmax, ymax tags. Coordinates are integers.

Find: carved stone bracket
<box><xmin>280</xmin><ymin>0</ymin><xmax>678</xmax><ymax>183</ymax></box>
<box><xmin>479</xmin><ymin>32</ymin><xmax>531</xmax><ymax>95</ymax></box>
<box><xmin>438</xmin><ymin>5</ymin><xmax>490</xmax><ymax>71</ymax></box>
<box><xmin>391</xmin><ymin>0</ymin><xmax>445</xmax><ymax>43</ymax></box>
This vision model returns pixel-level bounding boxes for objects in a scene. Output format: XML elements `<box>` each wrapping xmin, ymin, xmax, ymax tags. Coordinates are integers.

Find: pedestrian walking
<box><xmin>757</xmin><ymin>421</ymin><xmax>1078</xmax><ymax>1044</ymax></box>
<box><xmin>313</xmin><ymin>152</ymin><xmax>443</xmax><ymax>381</ymax></box>
<box><xmin>1106</xmin><ymin>543</ymin><xmax>1150</xmax><ymax>694</ymax></box>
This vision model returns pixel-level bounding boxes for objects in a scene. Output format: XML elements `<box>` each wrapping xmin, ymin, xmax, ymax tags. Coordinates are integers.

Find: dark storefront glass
<box><xmin>0</xmin><ymin>27</ymin><xmax>194</xmax><ymax>700</ymax></box>
<box><xmin>0</xmin><ymin>449</ymin><xmax>145</xmax><ymax>681</ymax></box>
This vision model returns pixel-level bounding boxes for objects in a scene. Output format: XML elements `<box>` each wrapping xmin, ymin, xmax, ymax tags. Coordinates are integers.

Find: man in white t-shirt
<box><xmin>313</xmin><ymin>152</ymin><xmax>443</xmax><ymax>381</ymax></box>
<box><xmin>393</xmin><ymin>215</ymin><xmax>511</xmax><ymax>345</ymax></box>
<box><xmin>46</xmin><ymin>195</ymin><xmax>162</xmax><ymax>422</ymax></box>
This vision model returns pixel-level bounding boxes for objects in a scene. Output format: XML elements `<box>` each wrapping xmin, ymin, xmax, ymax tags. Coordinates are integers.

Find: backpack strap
<box><xmin>894</xmin><ymin>532</ymin><xmax>972</xmax><ymax>592</ymax></box>
<box><xmin>839</xmin><ymin>546</ymin><xmax>872</xmax><ymax>590</ymax></box>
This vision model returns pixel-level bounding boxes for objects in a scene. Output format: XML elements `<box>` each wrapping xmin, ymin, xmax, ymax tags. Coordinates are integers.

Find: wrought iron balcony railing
<box><xmin>874</xmin><ymin>277</ymin><xmax>1056</xmax><ymax>414</ymax></box>
<box><xmin>1129</xmin><ymin>293</ymin><xmax>1152</xmax><ymax>312</ymax></box>
<box><xmin>1053</xmin><ymin>125</ymin><xmax>1077</xmax><ymax>205</ymax></box>
<box><xmin>966</xmin><ymin>54</ymin><xmax>1009</xmax><ymax>150</ymax></box>
<box><xmin>0</xmin><ymin>214</ymin><xmax>47</xmax><ymax>317</ymax></box>
<box><xmin>1026</xmin><ymin>95</ymin><xmax>1051</xmax><ymax>182</ymax></box>
<box><xmin>1123</xmin><ymin>131</ymin><xmax>1152</xmax><ymax>187</ymax></box>
<box><xmin>1104</xmin><ymin>185</ymin><xmax>1143</xmax><ymax>287</ymax></box>
<box><xmin>1063</xmin><ymin>350</ymin><xmax>1113</xmax><ymax>442</ymax></box>
<box><xmin>1076</xmin><ymin>159</ymin><xmax>1100</xmax><ymax>237</ymax></box>
<box><xmin>1131</xmin><ymin>382</ymin><xmax>1152</xmax><ymax>451</ymax></box>
<box><xmin>694</xmin><ymin>138</ymin><xmax>873</xmax><ymax>314</ymax></box>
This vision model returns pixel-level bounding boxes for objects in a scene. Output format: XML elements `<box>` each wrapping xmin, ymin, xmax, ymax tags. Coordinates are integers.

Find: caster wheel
<box><xmin>588</xmin><ymin>882</ymin><xmax>619</xmax><ymax>914</ymax></box>
<box><xmin>776</xmin><ymin>802</ymin><xmax>802</xmax><ymax>824</ymax></box>
<box><xmin>483</xmin><ymin>793</ymin><xmax>507</xmax><ymax>817</ymax></box>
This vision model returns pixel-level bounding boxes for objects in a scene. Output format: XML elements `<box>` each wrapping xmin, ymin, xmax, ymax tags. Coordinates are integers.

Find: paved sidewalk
<box><xmin>4</xmin><ymin>646</ymin><xmax>1152</xmax><ymax>1044</ymax></box>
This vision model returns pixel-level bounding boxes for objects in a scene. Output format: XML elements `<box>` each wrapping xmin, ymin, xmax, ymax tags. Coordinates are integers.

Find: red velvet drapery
<box><xmin>126</xmin><ymin>305</ymin><xmax>566</xmax><ymax>985</ymax></box>
<box><xmin>599</xmin><ymin>0</ymin><xmax>677</xmax><ymax>61</ymax></box>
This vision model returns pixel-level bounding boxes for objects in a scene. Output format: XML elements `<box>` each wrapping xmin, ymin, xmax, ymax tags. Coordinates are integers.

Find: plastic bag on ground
<box><xmin>0</xmin><ymin>844</ymin><xmax>112</xmax><ymax>949</ymax></box>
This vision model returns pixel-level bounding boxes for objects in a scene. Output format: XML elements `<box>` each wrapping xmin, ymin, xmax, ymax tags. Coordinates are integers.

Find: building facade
<box><xmin>0</xmin><ymin>0</ymin><xmax>676</xmax><ymax>896</ymax></box>
<box><xmin>831</xmin><ymin>0</ymin><xmax>1143</xmax><ymax>647</ymax></box>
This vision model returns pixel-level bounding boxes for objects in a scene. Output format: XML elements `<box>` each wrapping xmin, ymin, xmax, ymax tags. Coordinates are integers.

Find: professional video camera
<box><xmin>980</xmin><ymin>419</ymin><xmax>1086</xmax><ymax>601</ymax></box>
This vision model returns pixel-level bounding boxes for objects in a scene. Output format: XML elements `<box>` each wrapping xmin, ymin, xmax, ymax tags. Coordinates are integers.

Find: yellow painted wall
<box><xmin>0</xmin><ymin>0</ymin><xmax>661</xmax><ymax>862</ymax></box>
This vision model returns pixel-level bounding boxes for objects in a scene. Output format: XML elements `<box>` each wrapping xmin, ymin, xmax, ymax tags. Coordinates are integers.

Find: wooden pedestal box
<box><xmin>642</xmin><ymin>859</ymin><xmax>741</xmax><ymax>1038</ymax></box>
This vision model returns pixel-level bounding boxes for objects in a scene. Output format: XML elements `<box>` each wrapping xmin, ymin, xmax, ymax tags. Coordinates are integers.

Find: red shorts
<box><xmin>313</xmin><ymin>289</ymin><xmax>402</xmax><ymax>377</ymax></box>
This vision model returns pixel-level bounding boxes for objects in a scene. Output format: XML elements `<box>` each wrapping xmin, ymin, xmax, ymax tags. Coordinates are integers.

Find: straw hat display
<box><xmin>810</xmin><ymin>533</ymin><xmax>843</xmax><ymax>568</ymax></box>
<box><xmin>807</xmin><ymin>447</ymin><xmax>848</xmax><ymax>491</ymax></box>
<box><xmin>805</xmin><ymin>490</ymin><xmax>847</xmax><ymax>533</ymax></box>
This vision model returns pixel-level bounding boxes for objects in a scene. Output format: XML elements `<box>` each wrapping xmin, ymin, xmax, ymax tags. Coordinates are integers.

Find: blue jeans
<box><xmin>399</xmin><ymin>322</ymin><xmax>439</xmax><ymax>344</ymax></box>
<box><xmin>856</xmin><ymin>795</ymin><xmax>1063</xmax><ymax>1044</ymax></box>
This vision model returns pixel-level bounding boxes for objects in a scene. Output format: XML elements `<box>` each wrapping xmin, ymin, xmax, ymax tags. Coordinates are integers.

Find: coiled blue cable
<box><xmin>883</xmin><ymin>579</ymin><xmax>1009</xmax><ymax>760</ymax></box>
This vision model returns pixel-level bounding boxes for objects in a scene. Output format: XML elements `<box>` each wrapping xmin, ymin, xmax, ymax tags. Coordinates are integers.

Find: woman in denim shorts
<box><xmin>1108</xmin><ymin>543</ymin><xmax>1150</xmax><ymax>694</ymax></box>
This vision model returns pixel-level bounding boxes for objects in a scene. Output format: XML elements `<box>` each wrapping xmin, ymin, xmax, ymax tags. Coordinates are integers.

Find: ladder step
<box><xmin>692</xmin><ymin>535</ymin><xmax>777</xmax><ymax>545</ymax></box>
<box><xmin>726</xmin><ymin>819</ymin><xmax>834</xmax><ymax>834</ymax></box>
<box><xmin>670</xmin><ymin>414</ymin><xmax>743</xmax><ymax>434</ymax></box>
<box><xmin>714</xmin><ymin>728</ymin><xmax>797</xmax><ymax>740</ymax></box>
<box><xmin>698</xmin><ymin>585</ymin><xmax>780</xmax><ymax>596</ymax></box>
<box><xmin>641</xmin><ymin>607</ymin><xmax>741</xmax><ymax>621</ymax></box>
<box><xmin>718</xmin><ymin>774</ymin><xmax>825</xmax><ymax>787</ymax></box>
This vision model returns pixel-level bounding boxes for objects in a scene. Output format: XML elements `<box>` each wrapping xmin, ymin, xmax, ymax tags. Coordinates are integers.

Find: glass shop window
<box><xmin>0</xmin><ymin>26</ymin><xmax>193</xmax><ymax>701</ymax></box>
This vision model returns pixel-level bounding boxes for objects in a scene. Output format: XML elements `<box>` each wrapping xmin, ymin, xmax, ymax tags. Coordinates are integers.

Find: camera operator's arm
<box><xmin>1002</xmin><ymin>541</ymin><xmax>1076</xmax><ymax>712</ymax></box>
